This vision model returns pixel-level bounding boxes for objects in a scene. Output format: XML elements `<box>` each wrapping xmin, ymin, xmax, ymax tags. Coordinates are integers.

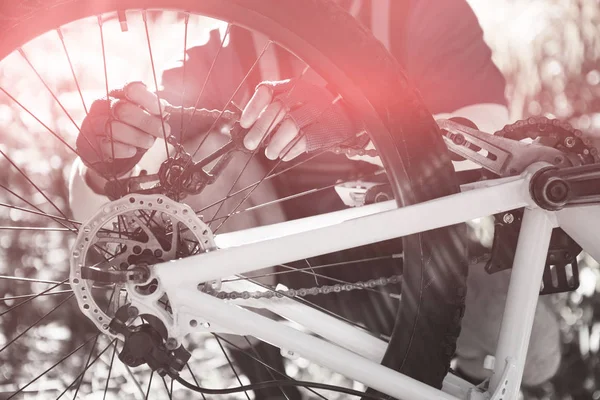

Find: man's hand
<box><xmin>240</xmin><ymin>79</ymin><xmax>362</xmax><ymax>161</ymax></box>
<box><xmin>77</xmin><ymin>82</ymin><xmax>167</xmax><ymax>175</ymax></box>
<box><xmin>77</xmin><ymin>82</ymin><xmax>236</xmax><ymax>190</ymax></box>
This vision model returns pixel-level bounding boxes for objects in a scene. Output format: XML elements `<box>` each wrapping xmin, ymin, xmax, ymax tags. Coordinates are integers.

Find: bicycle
<box><xmin>0</xmin><ymin>1</ymin><xmax>594</xmax><ymax>399</ymax></box>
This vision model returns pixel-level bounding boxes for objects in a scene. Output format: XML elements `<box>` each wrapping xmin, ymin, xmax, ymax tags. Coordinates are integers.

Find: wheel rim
<box><xmin>0</xmin><ymin>3</ymin><xmax>436</xmax><ymax>398</ymax></box>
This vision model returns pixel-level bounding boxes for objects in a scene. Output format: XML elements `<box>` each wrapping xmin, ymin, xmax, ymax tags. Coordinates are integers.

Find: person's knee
<box><xmin>456</xmin><ymin>266</ymin><xmax>561</xmax><ymax>386</ymax></box>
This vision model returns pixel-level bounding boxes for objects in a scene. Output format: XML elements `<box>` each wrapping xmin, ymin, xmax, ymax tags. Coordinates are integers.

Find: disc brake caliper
<box><xmin>109</xmin><ymin>305</ymin><xmax>191</xmax><ymax>377</ymax></box>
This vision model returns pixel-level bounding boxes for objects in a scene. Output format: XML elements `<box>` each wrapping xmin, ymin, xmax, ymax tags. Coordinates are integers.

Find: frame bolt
<box><xmin>564</xmin><ymin>136</ymin><xmax>576</xmax><ymax>148</ymax></box>
<box><xmin>502</xmin><ymin>213</ymin><xmax>514</xmax><ymax>224</ymax></box>
<box><xmin>166</xmin><ymin>337</ymin><xmax>179</xmax><ymax>350</ymax></box>
<box><xmin>281</xmin><ymin>348</ymin><xmax>299</xmax><ymax>360</ymax></box>
<box><xmin>452</xmin><ymin>133</ymin><xmax>466</xmax><ymax>146</ymax></box>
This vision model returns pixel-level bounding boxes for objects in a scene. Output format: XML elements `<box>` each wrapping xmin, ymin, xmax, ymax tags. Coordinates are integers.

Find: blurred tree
<box><xmin>470</xmin><ymin>0</ymin><xmax>600</xmax><ymax>398</ymax></box>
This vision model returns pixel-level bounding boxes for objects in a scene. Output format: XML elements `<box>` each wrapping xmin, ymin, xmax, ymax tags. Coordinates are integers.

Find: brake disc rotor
<box><xmin>70</xmin><ymin>194</ymin><xmax>215</xmax><ymax>337</ymax></box>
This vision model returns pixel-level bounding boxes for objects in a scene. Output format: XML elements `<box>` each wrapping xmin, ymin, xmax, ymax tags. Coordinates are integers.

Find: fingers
<box><xmin>240</xmin><ymin>85</ymin><xmax>273</xmax><ymax>129</ymax></box>
<box><xmin>240</xmin><ymin>84</ymin><xmax>305</xmax><ymax>160</ymax></box>
<box><xmin>112</xmin><ymin>100</ymin><xmax>171</xmax><ymax>139</ymax></box>
<box><xmin>243</xmin><ymin>101</ymin><xmax>286</xmax><ymax>150</ymax></box>
<box><xmin>99</xmin><ymin>140</ymin><xmax>137</xmax><ymax>159</ymax></box>
<box><xmin>265</xmin><ymin>118</ymin><xmax>299</xmax><ymax>160</ymax></box>
<box><xmin>107</xmin><ymin>121</ymin><xmax>155</xmax><ymax>149</ymax></box>
<box><xmin>123</xmin><ymin>82</ymin><xmax>169</xmax><ymax>116</ymax></box>
<box><xmin>281</xmin><ymin>136</ymin><xmax>307</xmax><ymax>161</ymax></box>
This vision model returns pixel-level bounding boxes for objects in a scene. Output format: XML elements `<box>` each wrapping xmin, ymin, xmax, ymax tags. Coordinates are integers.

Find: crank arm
<box><xmin>437</xmin><ymin>119</ymin><xmax>571</xmax><ymax>176</ymax></box>
<box><xmin>531</xmin><ymin>163</ymin><xmax>600</xmax><ymax>210</ymax></box>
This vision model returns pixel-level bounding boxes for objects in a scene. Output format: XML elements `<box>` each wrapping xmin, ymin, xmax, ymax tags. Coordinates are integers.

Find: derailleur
<box><xmin>109</xmin><ymin>305</ymin><xmax>191</xmax><ymax>378</ymax></box>
<box><xmin>105</xmin><ymin>122</ymin><xmax>252</xmax><ymax>200</ymax></box>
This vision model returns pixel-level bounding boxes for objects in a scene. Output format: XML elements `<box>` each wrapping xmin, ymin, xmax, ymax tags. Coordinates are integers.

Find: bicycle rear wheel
<box><xmin>0</xmin><ymin>0</ymin><xmax>467</xmax><ymax>398</ymax></box>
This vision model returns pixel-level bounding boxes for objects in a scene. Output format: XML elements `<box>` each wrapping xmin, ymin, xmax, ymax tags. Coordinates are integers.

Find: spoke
<box><xmin>243</xmin><ymin>336</ymin><xmax>291</xmax><ymax>400</ymax></box>
<box><xmin>0</xmin><ymin>294</ymin><xmax>74</xmax><ymax>353</ymax></box>
<box><xmin>304</xmin><ymin>259</ymin><xmax>319</xmax><ymax>286</ymax></box>
<box><xmin>214</xmin><ymin>94</ymin><xmax>347</xmax><ymax>234</ymax></box>
<box><xmin>0</xmin><ymin>226</ymin><xmax>71</xmax><ymax>231</ymax></box>
<box><xmin>277</xmin><ymin>263</ymin><xmax>393</xmax><ymax>296</ymax></box>
<box><xmin>0</xmin><ymin>87</ymin><xmax>80</xmax><ymax>157</ymax></box>
<box><xmin>108</xmin><ymin>313</ymin><xmax>146</xmax><ymax>399</ymax></box>
<box><xmin>98</xmin><ymin>16</ymin><xmax>117</xmax><ymax>164</ymax></box>
<box><xmin>185</xmin><ymin>363</ymin><xmax>207</xmax><ymax>400</ymax></box>
<box><xmin>0</xmin><ymin>289</ymin><xmax>72</xmax><ymax>302</ymax></box>
<box><xmin>179</xmin><ymin>24</ymin><xmax>231</xmax><ymax>144</ymax></box>
<box><xmin>177</xmin><ymin>13</ymin><xmax>190</xmax><ymax>146</ymax></box>
<box><xmin>19</xmin><ymin>48</ymin><xmax>82</xmax><ymax>132</ymax></box>
<box><xmin>0</xmin><ymin>148</ymin><xmax>75</xmax><ymax>229</ymax></box>
<box><xmin>224</xmin><ymin>255</ymin><xmax>397</xmax><ymax>282</ymax></box>
<box><xmin>0</xmin><ymin>86</ymin><xmax>112</xmax><ymax>183</ymax></box>
<box><xmin>145</xmin><ymin>370</ymin><xmax>154</xmax><ymax>400</ymax></box>
<box><xmin>69</xmin><ymin>288</ymin><xmax>116</xmax><ymax>399</ymax></box>
<box><xmin>20</xmin><ymin>45</ymin><xmax>111</xmax><ymax>175</ymax></box>
<box><xmin>0</xmin><ymin>278</ymin><xmax>68</xmax><ymax>317</ymax></box>
<box><xmin>57</xmin><ymin>28</ymin><xmax>88</xmax><ymax>114</ymax></box>
<box><xmin>213</xmin><ymin>334</ymin><xmax>251</xmax><ymax>400</ymax></box>
<box><xmin>8</xmin><ymin>333</ymin><xmax>99</xmax><ymax>399</ymax></box>
<box><xmin>0</xmin><ymin>275</ymin><xmax>65</xmax><ymax>285</ymax></box>
<box><xmin>0</xmin><ymin>194</ymin><xmax>80</xmax><ymax>231</ymax></box>
<box><xmin>183</xmin><ymin>38</ymin><xmax>272</xmax><ymax>173</ymax></box>
<box><xmin>211</xmin><ymin>144</ymin><xmax>290</xmax><ymax>233</ymax></box>
<box><xmin>142</xmin><ymin>10</ymin><xmax>171</xmax><ymax>159</ymax></box>
<box><xmin>215</xmin><ymin>334</ymin><xmax>328</xmax><ymax>400</ymax></box>
<box><xmin>0</xmin><ymin>184</ymin><xmax>78</xmax><ymax>235</ymax></box>
<box><xmin>240</xmin><ymin>276</ymin><xmax>369</xmax><ymax>331</ymax></box>
<box><xmin>204</xmin><ymin>170</ymin><xmax>381</xmax><ymax>225</ymax></box>
<box><xmin>161</xmin><ymin>376</ymin><xmax>173</xmax><ymax>400</ymax></box>
<box><xmin>56</xmin><ymin>339</ymin><xmax>116</xmax><ymax>400</ymax></box>
<box><xmin>195</xmin><ymin>140</ymin><xmax>368</xmax><ymax>215</ymax></box>
<box><xmin>60</xmin><ymin>335</ymin><xmax>101</xmax><ymax>400</ymax></box>
<box><xmin>208</xmin><ymin>67</ymin><xmax>310</xmax><ymax>231</ymax></box>
<box><xmin>102</xmin><ymin>335</ymin><xmax>118</xmax><ymax>400</ymax></box>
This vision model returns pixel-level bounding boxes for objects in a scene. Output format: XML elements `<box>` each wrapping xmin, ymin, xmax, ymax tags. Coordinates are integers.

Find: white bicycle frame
<box><xmin>148</xmin><ymin>161</ymin><xmax>598</xmax><ymax>400</ymax></box>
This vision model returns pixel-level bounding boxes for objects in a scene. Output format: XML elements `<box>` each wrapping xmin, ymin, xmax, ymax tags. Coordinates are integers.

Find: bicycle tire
<box><xmin>0</xmin><ymin>0</ymin><xmax>468</xmax><ymax>392</ymax></box>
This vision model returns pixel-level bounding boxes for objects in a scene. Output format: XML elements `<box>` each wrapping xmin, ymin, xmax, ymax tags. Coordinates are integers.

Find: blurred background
<box><xmin>0</xmin><ymin>0</ymin><xmax>599</xmax><ymax>398</ymax></box>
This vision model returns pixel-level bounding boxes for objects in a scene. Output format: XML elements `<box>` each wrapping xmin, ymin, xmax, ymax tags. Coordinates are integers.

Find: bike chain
<box><xmin>205</xmin><ymin>274</ymin><xmax>402</xmax><ymax>300</ymax></box>
<box><xmin>494</xmin><ymin>116</ymin><xmax>599</xmax><ymax>164</ymax></box>
<box><xmin>331</xmin><ymin>145</ymin><xmax>378</xmax><ymax>158</ymax></box>
<box><xmin>206</xmin><ymin>251</ymin><xmax>494</xmax><ymax>301</ymax></box>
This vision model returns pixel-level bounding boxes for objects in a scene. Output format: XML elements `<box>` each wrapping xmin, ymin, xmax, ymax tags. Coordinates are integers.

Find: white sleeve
<box><xmin>68</xmin><ymin>158</ymin><xmax>112</xmax><ymax>222</ymax></box>
<box><xmin>68</xmin><ymin>140</ymin><xmax>169</xmax><ymax>222</ymax></box>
